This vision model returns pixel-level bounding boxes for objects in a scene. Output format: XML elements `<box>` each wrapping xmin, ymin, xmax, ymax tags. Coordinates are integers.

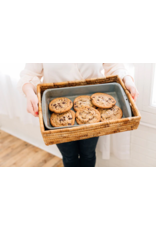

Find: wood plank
<box><xmin>0</xmin><ymin>144</ymin><xmax>35</xmax><ymax>167</ymax></box>
<box><xmin>0</xmin><ymin>135</ymin><xmax>15</xmax><ymax>146</ymax></box>
<box><xmin>0</xmin><ymin>131</ymin><xmax>25</xmax><ymax>147</ymax></box>
<box><xmin>0</xmin><ymin>130</ymin><xmax>62</xmax><ymax>167</ymax></box>
<box><xmin>54</xmin><ymin>159</ymin><xmax>64</xmax><ymax>168</ymax></box>
<box><xmin>0</xmin><ymin>138</ymin><xmax>26</xmax><ymax>153</ymax></box>
<box><xmin>0</xmin><ymin>141</ymin><xmax>29</xmax><ymax>164</ymax></box>
<box><xmin>0</xmin><ymin>130</ymin><xmax>9</xmax><ymax>139</ymax></box>
<box><xmin>33</xmin><ymin>154</ymin><xmax>54</xmax><ymax>167</ymax></box>
<box><xmin>10</xmin><ymin>147</ymin><xmax>45</xmax><ymax>167</ymax></box>
<box><xmin>19</xmin><ymin>150</ymin><xmax>53</xmax><ymax>167</ymax></box>
<box><xmin>0</xmin><ymin>139</ymin><xmax>25</xmax><ymax>158</ymax></box>
<box><xmin>4</xmin><ymin>145</ymin><xmax>39</xmax><ymax>167</ymax></box>
<box><xmin>0</xmin><ymin>140</ymin><xmax>25</xmax><ymax>158</ymax></box>
<box><xmin>42</xmin><ymin>156</ymin><xmax>62</xmax><ymax>167</ymax></box>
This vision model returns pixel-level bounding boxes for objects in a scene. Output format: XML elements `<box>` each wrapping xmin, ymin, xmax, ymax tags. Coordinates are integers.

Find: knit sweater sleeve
<box><xmin>103</xmin><ymin>63</ymin><xmax>129</xmax><ymax>79</ymax></box>
<box><xmin>17</xmin><ymin>63</ymin><xmax>43</xmax><ymax>96</ymax></box>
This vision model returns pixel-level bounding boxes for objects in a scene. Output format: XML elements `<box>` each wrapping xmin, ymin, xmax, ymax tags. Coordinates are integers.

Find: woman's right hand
<box><xmin>22</xmin><ymin>83</ymin><xmax>39</xmax><ymax>117</ymax></box>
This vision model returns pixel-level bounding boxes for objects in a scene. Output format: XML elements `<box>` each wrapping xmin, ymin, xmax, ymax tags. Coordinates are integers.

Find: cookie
<box><xmin>49</xmin><ymin>97</ymin><xmax>73</xmax><ymax>113</ymax></box>
<box><xmin>91</xmin><ymin>93</ymin><xmax>116</xmax><ymax>108</ymax></box>
<box><xmin>98</xmin><ymin>105</ymin><xmax>123</xmax><ymax>121</ymax></box>
<box><xmin>76</xmin><ymin>106</ymin><xmax>100</xmax><ymax>125</ymax></box>
<box><xmin>73</xmin><ymin>95</ymin><xmax>96</xmax><ymax>111</ymax></box>
<box><xmin>50</xmin><ymin>110</ymin><xmax>75</xmax><ymax>127</ymax></box>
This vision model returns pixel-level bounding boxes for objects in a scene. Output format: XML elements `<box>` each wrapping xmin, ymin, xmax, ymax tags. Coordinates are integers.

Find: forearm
<box><xmin>22</xmin><ymin>83</ymin><xmax>36</xmax><ymax>97</ymax></box>
<box><xmin>122</xmin><ymin>75</ymin><xmax>134</xmax><ymax>84</ymax></box>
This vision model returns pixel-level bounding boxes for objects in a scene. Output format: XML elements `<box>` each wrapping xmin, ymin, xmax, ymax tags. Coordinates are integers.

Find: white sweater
<box><xmin>17</xmin><ymin>63</ymin><xmax>131</xmax><ymax>159</ymax></box>
<box><xmin>18</xmin><ymin>63</ymin><xmax>129</xmax><ymax>94</ymax></box>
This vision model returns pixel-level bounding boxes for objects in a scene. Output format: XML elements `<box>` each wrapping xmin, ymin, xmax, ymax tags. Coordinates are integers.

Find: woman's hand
<box><xmin>123</xmin><ymin>76</ymin><xmax>139</xmax><ymax>102</ymax></box>
<box><xmin>22</xmin><ymin>83</ymin><xmax>39</xmax><ymax>117</ymax></box>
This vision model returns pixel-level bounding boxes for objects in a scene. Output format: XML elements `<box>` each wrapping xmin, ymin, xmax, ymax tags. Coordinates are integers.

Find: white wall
<box><xmin>97</xmin><ymin>63</ymin><xmax>156</xmax><ymax>167</ymax></box>
<box><xmin>96</xmin><ymin>124</ymin><xmax>156</xmax><ymax>167</ymax></box>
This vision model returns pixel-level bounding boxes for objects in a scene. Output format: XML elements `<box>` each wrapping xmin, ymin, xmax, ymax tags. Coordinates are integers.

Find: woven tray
<box><xmin>37</xmin><ymin>75</ymin><xmax>141</xmax><ymax>145</ymax></box>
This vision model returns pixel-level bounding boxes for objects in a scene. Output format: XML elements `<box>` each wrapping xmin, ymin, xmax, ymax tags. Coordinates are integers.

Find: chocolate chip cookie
<box><xmin>91</xmin><ymin>93</ymin><xmax>116</xmax><ymax>108</ymax></box>
<box><xmin>73</xmin><ymin>95</ymin><xmax>96</xmax><ymax>111</ymax></box>
<box><xmin>50</xmin><ymin>110</ymin><xmax>75</xmax><ymax>127</ymax></box>
<box><xmin>76</xmin><ymin>106</ymin><xmax>100</xmax><ymax>125</ymax></box>
<box><xmin>49</xmin><ymin>97</ymin><xmax>73</xmax><ymax>113</ymax></box>
<box><xmin>98</xmin><ymin>105</ymin><xmax>123</xmax><ymax>121</ymax></box>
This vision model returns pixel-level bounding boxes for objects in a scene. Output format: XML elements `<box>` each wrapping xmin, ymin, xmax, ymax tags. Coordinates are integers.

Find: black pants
<box><xmin>57</xmin><ymin>137</ymin><xmax>99</xmax><ymax>167</ymax></box>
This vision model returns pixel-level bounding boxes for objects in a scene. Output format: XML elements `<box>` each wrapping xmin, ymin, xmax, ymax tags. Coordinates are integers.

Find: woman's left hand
<box><xmin>123</xmin><ymin>76</ymin><xmax>139</xmax><ymax>102</ymax></box>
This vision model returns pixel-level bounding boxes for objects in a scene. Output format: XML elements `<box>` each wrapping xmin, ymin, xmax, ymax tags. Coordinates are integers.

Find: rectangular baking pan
<box><xmin>42</xmin><ymin>82</ymin><xmax>132</xmax><ymax>130</ymax></box>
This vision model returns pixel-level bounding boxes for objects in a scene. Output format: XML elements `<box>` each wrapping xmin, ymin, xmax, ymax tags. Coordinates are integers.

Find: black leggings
<box><xmin>57</xmin><ymin>137</ymin><xmax>99</xmax><ymax>167</ymax></box>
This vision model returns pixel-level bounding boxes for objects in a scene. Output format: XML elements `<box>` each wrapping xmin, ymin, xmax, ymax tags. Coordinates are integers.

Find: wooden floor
<box><xmin>0</xmin><ymin>130</ymin><xmax>63</xmax><ymax>167</ymax></box>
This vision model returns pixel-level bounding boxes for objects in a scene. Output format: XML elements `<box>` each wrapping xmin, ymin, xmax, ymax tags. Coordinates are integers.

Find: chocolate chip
<box><xmin>62</xmin><ymin>102</ymin><xmax>65</xmax><ymax>104</ymax></box>
<box><xmin>68</xmin><ymin>123</ymin><xmax>71</xmax><ymax>125</ymax></box>
<box><xmin>69</xmin><ymin>118</ymin><xmax>72</xmax><ymax>120</ymax></box>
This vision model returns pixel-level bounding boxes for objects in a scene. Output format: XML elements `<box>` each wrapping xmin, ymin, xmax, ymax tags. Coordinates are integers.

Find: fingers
<box><xmin>32</xmin><ymin>97</ymin><xmax>39</xmax><ymax>115</ymax></box>
<box><xmin>27</xmin><ymin>100</ymin><xmax>39</xmax><ymax>117</ymax></box>
<box><xmin>124</xmin><ymin>79</ymin><xmax>139</xmax><ymax>102</ymax></box>
<box><xmin>133</xmin><ymin>94</ymin><xmax>137</xmax><ymax>102</ymax></box>
<box><xmin>27</xmin><ymin>101</ymin><xmax>33</xmax><ymax>116</ymax></box>
<box><xmin>130</xmin><ymin>87</ymin><xmax>139</xmax><ymax>102</ymax></box>
<box><xmin>130</xmin><ymin>87</ymin><xmax>136</xmax><ymax>99</ymax></box>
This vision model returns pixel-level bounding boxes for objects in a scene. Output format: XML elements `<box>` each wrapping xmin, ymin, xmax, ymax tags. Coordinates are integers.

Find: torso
<box><xmin>42</xmin><ymin>63</ymin><xmax>105</xmax><ymax>83</ymax></box>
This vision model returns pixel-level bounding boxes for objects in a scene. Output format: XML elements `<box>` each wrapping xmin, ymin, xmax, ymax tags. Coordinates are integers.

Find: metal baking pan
<box><xmin>42</xmin><ymin>82</ymin><xmax>132</xmax><ymax>130</ymax></box>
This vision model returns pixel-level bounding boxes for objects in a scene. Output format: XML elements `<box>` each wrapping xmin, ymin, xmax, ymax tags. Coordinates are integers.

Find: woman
<box><xmin>18</xmin><ymin>63</ymin><xmax>139</xmax><ymax>167</ymax></box>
